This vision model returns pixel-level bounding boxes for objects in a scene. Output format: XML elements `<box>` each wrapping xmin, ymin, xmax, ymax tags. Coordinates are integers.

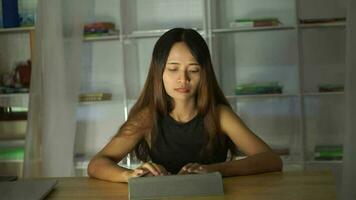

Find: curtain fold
<box><xmin>23</xmin><ymin>0</ymin><xmax>87</xmax><ymax>177</ymax></box>
<box><xmin>342</xmin><ymin>0</ymin><xmax>356</xmax><ymax>199</ymax></box>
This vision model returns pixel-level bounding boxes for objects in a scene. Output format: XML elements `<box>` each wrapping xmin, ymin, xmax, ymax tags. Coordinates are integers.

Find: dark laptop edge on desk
<box><xmin>0</xmin><ymin>179</ymin><xmax>58</xmax><ymax>200</ymax></box>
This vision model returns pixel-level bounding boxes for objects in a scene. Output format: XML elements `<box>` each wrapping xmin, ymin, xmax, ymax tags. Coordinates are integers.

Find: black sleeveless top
<box><xmin>149</xmin><ymin>114</ymin><xmax>228</xmax><ymax>174</ymax></box>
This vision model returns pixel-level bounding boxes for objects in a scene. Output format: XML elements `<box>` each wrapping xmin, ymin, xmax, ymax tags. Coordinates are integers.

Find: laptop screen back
<box><xmin>0</xmin><ymin>179</ymin><xmax>57</xmax><ymax>200</ymax></box>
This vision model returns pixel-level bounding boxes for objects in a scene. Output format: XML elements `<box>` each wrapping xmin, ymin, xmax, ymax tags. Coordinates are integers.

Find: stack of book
<box><xmin>314</xmin><ymin>145</ymin><xmax>343</xmax><ymax>160</ymax></box>
<box><xmin>273</xmin><ymin>147</ymin><xmax>290</xmax><ymax>156</ymax></box>
<box><xmin>79</xmin><ymin>92</ymin><xmax>112</xmax><ymax>102</ymax></box>
<box><xmin>83</xmin><ymin>22</ymin><xmax>119</xmax><ymax>38</ymax></box>
<box><xmin>299</xmin><ymin>18</ymin><xmax>346</xmax><ymax>25</ymax></box>
<box><xmin>235</xmin><ymin>81</ymin><xmax>283</xmax><ymax>95</ymax></box>
<box><xmin>0</xmin><ymin>87</ymin><xmax>29</xmax><ymax>94</ymax></box>
<box><xmin>0</xmin><ymin>147</ymin><xmax>24</xmax><ymax>161</ymax></box>
<box><xmin>318</xmin><ymin>83</ymin><xmax>344</xmax><ymax>92</ymax></box>
<box><xmin>230</xmin><ymin>17</ymin><xmax>281</xmax><ymax>28</ymax></box>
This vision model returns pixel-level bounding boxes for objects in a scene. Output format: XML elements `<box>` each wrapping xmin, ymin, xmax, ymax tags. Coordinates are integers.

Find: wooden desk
<box><xmin>46</xmin><ymin>171</ymin><xmax>336</xmax><ymax>200</ymax></box>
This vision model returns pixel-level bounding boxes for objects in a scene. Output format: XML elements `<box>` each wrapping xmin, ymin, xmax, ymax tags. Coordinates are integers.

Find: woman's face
<box><xmin>163</xmin><ymin>42</ymin><xmax>201</xmax><ymax>102</ymax></box>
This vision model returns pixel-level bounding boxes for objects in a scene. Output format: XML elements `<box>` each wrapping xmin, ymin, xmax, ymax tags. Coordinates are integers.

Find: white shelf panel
<box><xmin>0</xmin><ymin>140</ymin><xmax>25</xmax><ymax>148</ymax></box>
<box><xmin>306</xmin><ymin>160</ymin><xmax>343</xmax><ymax>165</ymax></box>
<box><xmin>127</xmin><ymin>29</ymin><xmax>204</xmax><ymax>39</ymax></box>
<box><xmin>302</xmin><ymin>92</ymin><xmax>344</xmax><ymax>96</ymax></box>
<box><xmin>226</xmin><ymin>93</ymin><xmax>299</xmax><ymax>99</ymax></box>
<box><xmin>78</xmin><ymin>98</ymin><xmax>122</xmax><ymax>106</ymax></box>
<box><xmin>0</xmin><ymin>26</ymin><xmax>35</xmax><ymax>34</ymax></box>
<box><xmin>74</xmin><ymin>154</ymin><xmax>91</xmax><ymax>170</ymax></box>
<box><xmin>282</xmin><ymin>164</ymin><xmax>303</xmax><ymax>171</ymax></box>
<box><xmin>0</xmin><ymin>134</ymin><xmax>26</xmax><ymax>141</ymax></box>
<box><xmin>212</xmin><ymin>26</ymin><xmax>295</xmax><ymax>34</ymax></box>
<box><xmin>83</xmin><ymin>34</ymin><xmax>120</xmax><ymax>42</ymax></box>
<box><xmin>74</xmin><ymin>155</ymin><xmax>141</xmax><ymax>171</ymax></box>
<box><xmin>0</xmin><ymin>93</ymin><xmax>29</xmax><ymax>108</ymax></box>
<box><xmin>127</xmin><ymin>29</ymin><xmax>168</xmax><ymax>38</ymax></box>
<box><xmin>299</xmin><ymin>22</ymin><xmax>346</xmax><ymax>29</ymax></box>
<box><xmin>0</xmin><ymin>159</ymin><xmax>23</xmax><ymax>163</ymax></box>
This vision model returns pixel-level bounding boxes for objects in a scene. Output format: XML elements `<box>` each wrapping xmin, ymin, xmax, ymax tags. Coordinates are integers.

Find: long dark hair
<box><xmin>117</xmin><ymin>28</ymin><xmax>236</xmax><ymax>161</ymax></box>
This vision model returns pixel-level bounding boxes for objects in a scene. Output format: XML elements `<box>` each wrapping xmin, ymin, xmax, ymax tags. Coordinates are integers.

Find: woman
<box><xmin>87</xmin><ymin>28</ymin><xmax>282</xmax><ymax>182</ymax></box>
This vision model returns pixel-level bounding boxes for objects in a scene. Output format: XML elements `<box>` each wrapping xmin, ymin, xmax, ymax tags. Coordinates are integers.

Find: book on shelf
<box><xmin>83</xmin><ymin>22</ymin><xmax>119</xmax><ymax>39</ymax></box>
<box><xmin>78</xmin><ymin>92</ymin><xmax>112</xmax><ymax>102</ymax></box>
<box><xmin>84</xmin><ymin>22</ymin><xmax>115</xmax><ymax>32</ymax></box>
<box><xmin>314</xmin><ymin>145</ymin><xmax>343</xmax><ymax>160</ymax></box>
<box><xmin>83</xmin><ymin>30</ymin><xmax>119</xmax><ymax>39</ymax></box>
<box><xmin>0</xmin><ymin>147</ymin><xmax>24</xmax><ymax>161</ymax></box>
<box><xmin>235</xmin><ymin>81</ymin><xmax>283</xmax><ymax>95</ymax></box>
<box><xmin>0</xmin><ymin>107</ymin><xmax>27</xmax><ymax>121</ymax></box>
<box><xmin>0</xmin><ymin>87</ymin><xmax>29</xmax><ymax>94</ymax></box>
<box><xmin>273</xmin><ymin>148</ymin><xmax>290</xmax><ymax>156</ymax></box>
<box><xmin>299</xmin><ymin>18</ymin><xmax>346</xmax><ymax>25</ymax></box>
<box><xmin>235</xmin><ymin>147</ymin><xmax>289</xmax><ymax>157</ymax></box>
<box><xmin>230</xmin><ymin>17</ymin><xmax>281</xmax><ymax>28</ymax></box>
<box><xmin>318</xmin><ymin>83</ymin><xmax>344</xmax><ymax>92</ymax></box>
<box><xmin>131</xmin><ymin>27</ymin><xmax>200</xmax><ymax>35</ymax></box>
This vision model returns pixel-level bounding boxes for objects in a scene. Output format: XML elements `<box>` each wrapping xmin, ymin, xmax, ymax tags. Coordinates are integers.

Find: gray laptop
<box><xmin>128</xmin><ymin>172</ymin><xmax>224</xmax><ymax>200</ymax></box>
<box><xmin>0</xmin><ymin>179</ymin><xmax>57</xmax><ymax>200</ymax></box>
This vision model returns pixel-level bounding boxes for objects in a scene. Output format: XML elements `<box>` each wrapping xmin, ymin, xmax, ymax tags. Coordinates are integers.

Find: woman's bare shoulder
<box><xmin>216</xmin><ymin>104</ymin><xmax>234</xmax><ymax>117</ymax></box>
<box><xmin>216</xmin><ymin>104</ymin><xmax>244</xmax><ymax>133</ymax></box>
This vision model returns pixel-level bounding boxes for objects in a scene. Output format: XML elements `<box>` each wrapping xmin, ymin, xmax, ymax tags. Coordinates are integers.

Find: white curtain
<box><xmin>342</xmin><ymin>0</ymin><xmax>356</xmax><ymax>199</ymax></box>
<box><xmin>23</xmin><ymin>0</ymin><xmax>87</xmax><ymax>177</ymax></box>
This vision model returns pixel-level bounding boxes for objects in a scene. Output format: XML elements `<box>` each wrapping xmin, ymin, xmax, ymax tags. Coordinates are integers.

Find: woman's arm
<box><xmin>88</xmin><ymin>109</ymin><xmax>170</xmax><ymax>183</ymax></box>
<box><xmin>189</xmin><ymin>105</ymin><xmax>282</xmax><ymax>176</ymax></box>
<box><xmin>205</xmin><ymin>151</ymin><xmax>282</xmax><ymax>176</ymax></box>
<box><xmin>215</xmin><ymin>105</ymin><xmax>282</xmax><ymax>176</ymax></box>
<box><xmin>87</xmin><ymin>132</ymin><xmax>143</xmax><ymax>182</ymax></box>
<box><xmin>180</xmin><ymin>151</ymin><xmax>282</xmax><ymax>176</ymax></box>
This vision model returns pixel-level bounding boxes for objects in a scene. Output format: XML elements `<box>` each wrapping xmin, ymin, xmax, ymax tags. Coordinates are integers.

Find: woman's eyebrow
<box><xmin>166</xmin><ymin>61</ymin><xmax>180</xmax><ymax>65</ymax></box>
<box><xmin>166</xmin><ymin>61</ymin><xmax>199</xmax><ymax>65</ymax></box>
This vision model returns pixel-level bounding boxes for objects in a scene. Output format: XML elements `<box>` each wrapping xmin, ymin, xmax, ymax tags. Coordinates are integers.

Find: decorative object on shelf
<box><xmin>0</xmin><ymin>60</ymin><xmax>31</xmax><ymax>94</ymax></box>
<box><xmin>1</xmin><ymin>0</ymin><xmax>20</xmax><ymax>28</ymax></box>
<box><xmin>19</xmin><ymin>11</ymin><xmax>35</xmax><ymax>27</ymax></box>
<box><xmin>235</xmin><ymin>81</ymin><xmax>283</xmax><ymax>95</ymax></box>
<box><xmin>299</xmin><ymin>18</ymin><xmax>346</xmax><ymax>25</ymax></box>
<box><xmin>318</xmin><ymin>83</ymin><xmax>344</xmax><ymax>92</ymax></box>
<box><xmin>83</xmin><ymin>22</ymin><xmax>119</xmax><ymax>39</ymax></box>
<box><xmin>14</xmin><ymin>60</ymin><xmax>31</xmax><ymax>88</ymax></box>
<box><xmin>79</xmin><ymin>92</ymin><xmax>112</xmax><ymax>102</ymax></box>
<box><xmin>314</xmin><ymin>145</ymin><xmax>343</xmax><ymax>160</ymax></box>
<box><xmin>230</xmin><ymin>17</ymin><xmax>281</xmax><ymax>28</ymax></box>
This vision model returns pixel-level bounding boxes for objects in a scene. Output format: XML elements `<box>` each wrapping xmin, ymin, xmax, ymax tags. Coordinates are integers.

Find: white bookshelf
<box><xmin>74</xmin><ymin>0</ymin><xmax>347</xmax><ymax>179</ymax></box>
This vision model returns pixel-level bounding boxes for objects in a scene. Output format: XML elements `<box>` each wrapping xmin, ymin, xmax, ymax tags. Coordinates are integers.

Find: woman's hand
<box><xmin>178</xmin><ymin>163</ymin><xmax>211</xmax><ymax>175</ymax></box>
<box><xmin>127</xmin><ymin>162</ymin><xmax>169</xmax><ymax>179</ymax></box>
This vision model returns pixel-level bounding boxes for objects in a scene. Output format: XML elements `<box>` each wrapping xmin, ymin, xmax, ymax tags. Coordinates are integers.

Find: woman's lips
<box><xmin>174</xmin><ymin>87</ymin><xmax>190</xmax><ymax>93</ymax></box>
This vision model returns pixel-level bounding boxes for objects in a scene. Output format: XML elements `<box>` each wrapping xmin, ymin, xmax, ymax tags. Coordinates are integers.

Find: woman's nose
<box><xmin>178</xmin><ymin>71</ymin><xmax>190</xmax><ymax>83</ymax></box>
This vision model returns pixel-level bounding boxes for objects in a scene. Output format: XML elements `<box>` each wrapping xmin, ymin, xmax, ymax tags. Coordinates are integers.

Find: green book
<box><xmin>235</xmin><ymin>81</ymin><xmax>283</xmax><ymax>95</ymax></box>
<box><xmin>314</xmin><ymin>145</ymin><xmax>343</xmax><ymax>160</ymax></box>
<box><xmin>318</xmin><ymin>83</ymin><xmax>344</xmax><ymax>92</ymax></box>
<box><xmin>0</xmin><ymin>147</ymin><xmax>24</xmax><ymax>160</ymax></box>
<box><xmin>230</xmin><ymin>17</ymin><xmax>281</xmax><ymax>28</ymax></box>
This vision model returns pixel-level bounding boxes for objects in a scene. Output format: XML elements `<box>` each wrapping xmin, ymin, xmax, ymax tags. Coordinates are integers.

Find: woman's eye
<box><xmin>189</xmin><ymin>69</ymin><xmax>200</xmax><ymax>73</ymax></box>
<box><xmin>167</xmin><ymin>68</ymin><xmax>177</xmax><ymax>71</ymax></box>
